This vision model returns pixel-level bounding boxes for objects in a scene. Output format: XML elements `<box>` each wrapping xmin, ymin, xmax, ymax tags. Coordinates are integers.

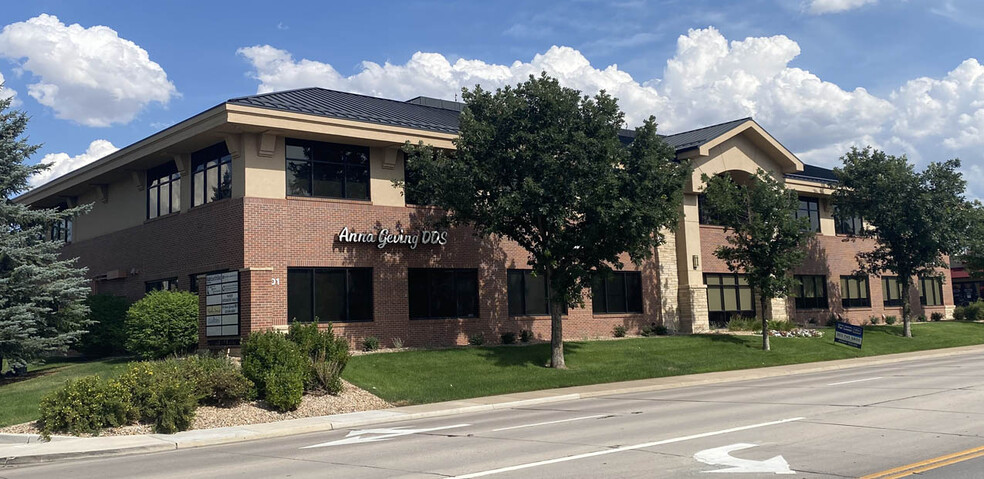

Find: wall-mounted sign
<box><xmin>337</xmin><ymin>226</ymin><xmax>447</xmax><ymax>250</ymax></box>
<box><xmin>205</xmin><ymin>271</ymin><xmax>239</xmax><ymax>337</ymax></box>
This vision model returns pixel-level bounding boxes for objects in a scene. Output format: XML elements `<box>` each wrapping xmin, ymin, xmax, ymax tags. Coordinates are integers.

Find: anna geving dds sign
<box><xmin>337</xmin><ymin>226</ymin><xmax>447</xmax><ymax>250</ymax></box>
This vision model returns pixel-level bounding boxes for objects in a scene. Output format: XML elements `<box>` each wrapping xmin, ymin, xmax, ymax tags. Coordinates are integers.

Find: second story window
<box><xmin>50</xmin><ymin>216</ymin><xmax>73</xmax><ymax>243</ymax></box>
<box><xmin>286</xmin><ymin>138</ymin><xmax>369</xmax><ymax>200</ymax></box>
<box><xmin>796</xmin><ymin>196</ymin><xmax>821</xmax><ymax>233</ymax></box>
<box><xmin>191</xmin><ymin>142</ymin><xmax>232</xmax><ymax>206</ymax></box>
<box><xmin>834</xmin><ymin>207</ymin><xmax>864</xmax><ymax>236</ymax></box>
<box><xmin>147</xmin><ymin>163</ymin><xmax>180</xmax><ymax>219</ymax></box>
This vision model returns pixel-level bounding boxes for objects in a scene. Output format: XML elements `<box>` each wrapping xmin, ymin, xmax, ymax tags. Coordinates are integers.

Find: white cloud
<box><xmin>804</xmin><ymin>0</ymin><xmax>877</xmax><ymax>15</ymax></box>
<box><xmin>238</xmin><ymin>26</ymin><xmax>984</xmax><ymax>200</ymax></box>
<box><xmin>0</xmin><ymin>14</ymin><xmax>177</xmax><ymax>127</ymax></box>
<box><xmin>30</xmin><ymin>139</ymin><xmax>119</xmax><ymax>188</ymax></box>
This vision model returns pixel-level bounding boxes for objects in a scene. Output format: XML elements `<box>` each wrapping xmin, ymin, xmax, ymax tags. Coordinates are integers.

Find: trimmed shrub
<box><xmin>287</xmin><ymin>322</ymin><xmax>350</xmax><ymax>395</ymax></box>
<box><xmin>917</xmin><ymin>315</ymin><xmax>928</xmax><ymax>322</ymax></box>
<box><xmin>885</xmin><ymin>315</ymin><xmax>898</xmax><ymax>325</ymax></box>
<box><xmin>520</xmin><ymin>330</ymin><xmax>534</xmax><ymax>343</ymax></box>
<box><xmin>727</xmin><ymin>316</ymin><xmax>757</xmax><ymax>331</ymax></box>
<box><xmin>953</xmin><ymin>307</ymin><xmax>967</xmax><ymax>321</ymax></box>
<box><xmin>78</xmin><ymin>294</ymin><xmax>130</xmax><ymax>357</ymax></box>
<box><xmin>640</xmin><ymin>323</ymin><xmax>657</xmax><ymax>337</ymax></box>
<box><xmin>468</xmin><ymin>333</ymin><xmax>485</xmax><ymax>346</ymax></box>
<box><xmin>612</xmin><ymin>325</ymin><xmax>627</xmax><ymax>338</ymax></box>
<box><xmin>38</xmin><ymin>375</ymin><xmax>135</xmax><ymax>439</ymax></box>
<box><xmin>825</xmin><ymin>315</ymin><xmax>840</xmax><ymax>327</ymax></box>
<box><xmin>125</xmin><ymin>290</ymin><xmax>199</xmax><ymax>359</ymax></box>
<box><xmin>500</xmin><ymin>331</ymin><xmax>517</xmax><ymax>344</ymax></box>
<box><xmin>241</xmin><ymin>331</ymin><xmax>308</xmax><ymax>403</ymax></box>
<box><xmin>962</xmin><ymin>301</ymin><xmax>984</xmax><ymax>321</ymax></box>
<box><xmin>931</xmin><ymin>312</ymin><xmax>944</xmax><ymax>322</ymax></box>
<box><xmin>182</xmin><ymin>355</ymin><xmax>251</xmax><ymax>407</ymax></box>
<box><xmin>142</xmin><ymin>372</ymin><xmax>198</xmax><ymax>433</ymax></box>
<box><xmin>869</xmin><ymin>316</ymin><xmax>880</xmax><ymax>325</ymax></box>
<box><xmin>264</xmin><ymin>365</ymin><xmax>305</xmax><ymax>412</ymax></box>
<box><xmin>362</xmin><ymin>336</ymin><xmax>380</xmax><ymax>352</ymax></box>
<box><xmin>654</xmin><ymin>325</ymin><xmax>669</xmax><ymax>336</ymax></box>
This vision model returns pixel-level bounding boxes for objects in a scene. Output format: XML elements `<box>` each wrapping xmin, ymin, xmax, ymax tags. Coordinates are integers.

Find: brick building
<box><xmin>16</xmin><ymin>88</ymin><xmax>955</xmax><ymax>349</ymax></box>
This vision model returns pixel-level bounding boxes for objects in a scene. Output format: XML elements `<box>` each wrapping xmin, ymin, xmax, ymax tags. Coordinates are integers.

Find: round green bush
<box><xmin>241</xmin><ymin>331</ymin><xmax>307</xmax><ymax>403</ymax></box>
<box><xmin>182</xmin><ymin>355</ymin><xmax>252</xmax><ymax>407</ymax></box>
<box><xmin>263</xmin><ymin>364</ymin><xmax>305</xmax><ymax>412</ymax></box>
<box><xmin>125</xmin><ymin>290</ymin><xmax>199</xmax><ymax>359</ymax></box>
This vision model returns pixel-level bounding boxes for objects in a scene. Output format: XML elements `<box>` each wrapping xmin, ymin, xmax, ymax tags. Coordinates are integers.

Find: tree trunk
<box><xmin>546</xmin><ymin>269</ymin><xmax>566</xmax><ymax>369</ymax></box>
<box><xmin>760</xmin><ymin>293</ymin><xmax>771</xmax><ymax>351</ymax></box>
<box><xmin>901</xmin><ymin>277</ymin><xmax>913</xmax><ymax>338</ymax></box>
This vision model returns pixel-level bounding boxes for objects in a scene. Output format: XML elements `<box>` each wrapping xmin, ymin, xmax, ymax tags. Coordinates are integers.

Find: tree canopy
<box><xmin>700</xmin><ymin>170</ymin><xmax>811</xmax><ymax>350</ymax></box>
<box><xmin>403</xmin><ymin>73</ymin><xmax>690</xmax><ymax>368</ymax></box>
<box><xmin>833</xmin><ymin>147</ymin><xmax>968</xmax><ymax>337</ymax></box>
<box><xmin>0</xmin><ymin>90</ymin><xmax>91</xmax><ymax>371</ymax></box>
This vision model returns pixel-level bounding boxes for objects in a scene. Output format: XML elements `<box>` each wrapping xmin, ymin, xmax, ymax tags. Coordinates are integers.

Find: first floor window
<box><xmin>408</xmin><ymin>268</ymin><xmax>479</xmax><ymax>319</ymax></box>
<box><xmin>919</xmin><ymin>276</ymin><xmax>944</xmax><ymax>306</ymax></box>
<box><xmin>287</xmin><ymin>268</ymin><xmax>373</xmax><ymax>323</ymax></box>
<box><xmin>191</xmin><ymin>142</ymin><xmax>232</xmax><ymax>206</ymax></box>
<box><xmin>146</xmin><ymin>278</ymin><xmax>178</xmax><ymax>293</ymax></box>
<box><xmin>591</xmin><ymin>271</ymin><xmax>643</xmax><ymax>314</ymax></box>
<box><xmin>705</xmin><ymin>273</ymin><xmax>755</xmax><ymax>327</ymax></box>
<box><xmin>882</xmin><ymin>276</ymin><xmax>903</xmax><ymax>307</ymax></box>
<box><xmin>794</xmin><ymin>275</ymin><xmax>828</xmax><ymax>310</ymax></box>
<box><xmin>840</xmin><ymin>275</ymin><xmax>871</xmax><ymax>308</ymax></box>
<box><xmin>147</xmin><ymin>162</ymin><xmax>181</xmax><ymax>218</ymax></box>
<box><xmin>507</xmin><ymin>270</ymin><xmax>567</xmax><ymax>316</ymax></box>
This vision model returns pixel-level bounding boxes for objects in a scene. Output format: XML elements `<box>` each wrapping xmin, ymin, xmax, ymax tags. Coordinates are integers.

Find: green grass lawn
<box><xmin>343</xmin><ymin>322</ymin><xmax>984</xmax><ymax>405</ymax></box>
<box><xmin>0</xmin><ymin>357</ymin><xmax>133</xmax><ymax>427</ymax></box>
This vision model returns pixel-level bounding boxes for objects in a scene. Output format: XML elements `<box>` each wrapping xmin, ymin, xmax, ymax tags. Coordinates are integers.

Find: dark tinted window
<box><xmin>794</xmin><ymin>275</ymin><xmax>828</xmax><ymax>310</ymax></box>
<box><xmin>796</xmin><ymin>196</ymin><xmax>821</xmax><ymax>232</ymax></box>
<box><xmin>286</xmin><ymin>138</ymin><xmax>369</xmax><ymax>200</ymax></box>
<box><xmin>591</xmin><ymin>271</ymin><xmax>644</xmax><ymax>314</ymax></box>
<box><xmin>408</xmin><ymin>268</ymin><xmax>479</xmax><ymax>319</ymax></box>
<box><xmin>507</xmin><ymin>270</ymin><xmax>567</xmax><ymax>316</ymax></box>
<box><xmin>147</xmin><ymin>162</ymin><xmax>180</xmax><ymax>218</ymax></box>
<box><xmin>840</xmin><ymin>276</ymin><xmax>871</xmax><ymax>308</ymax></box>
<box><xmin>191</xmin><ymin>142</ymin><xmax>232</xmax><ymax>206</ymax></box>
<box><xmin>287</xmin><ymin>268</ymin><xmax>372</xmax><ymax>322</ymax></box>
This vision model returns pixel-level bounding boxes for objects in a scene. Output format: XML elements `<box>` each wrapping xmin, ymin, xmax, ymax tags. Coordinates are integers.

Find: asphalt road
<box><xmin>4</xmin><ymin>351</ymin><xmax>984</xmax><ymax>478</ymax></box>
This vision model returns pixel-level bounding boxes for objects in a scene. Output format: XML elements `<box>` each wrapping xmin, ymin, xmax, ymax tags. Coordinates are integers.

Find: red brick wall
<box><xmin>699</xmin><ymin>225</ymin><xmax>953</xmax><ymax>325</ymax></box>
<box><xmin>242</xmin><ymin>197</ymin><xmax>662</xmax><ymax>348</ymax></box>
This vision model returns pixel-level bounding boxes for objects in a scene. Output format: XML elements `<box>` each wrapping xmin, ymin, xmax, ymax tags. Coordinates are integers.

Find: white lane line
<box><xmin>448</xmin><ymin>417</ymin><xmax>805</xmax><ymax>478</ymax></box>
<box><xmin>827</xmin><ymin>377</ymin><xmax>884</xmax><ymax>386</ymax></box>
<box><xmin>491</xmin><ymin>415</ymin><xmax>608</xmax><ymax>432</ymax></box>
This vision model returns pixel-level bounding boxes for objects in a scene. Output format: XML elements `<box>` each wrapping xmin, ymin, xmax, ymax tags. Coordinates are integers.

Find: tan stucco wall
<box><xmin>244</xmin><ymin>134</ymin><xmax>287</xmax><ymax>199</ymax></box>
<box><xmin>369</xmin><ymin>146</ymin><xmax>406</xmax><ymax>207</ymax></box>
<box><xmin>73</xmin><ymin>175</ymin><xmax>147</xmax><ymax>242</ymax></box>
<box><xmin>690</xmin><ymin>135</ymin><xmax>783</xmax><ymax>192</ymax></box>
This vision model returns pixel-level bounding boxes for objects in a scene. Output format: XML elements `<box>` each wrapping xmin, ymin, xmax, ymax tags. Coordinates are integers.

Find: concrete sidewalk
<box><xmin>3</xmin><ymin>343</ymin><xmax>983</xmax><ymax>466</ymax></box>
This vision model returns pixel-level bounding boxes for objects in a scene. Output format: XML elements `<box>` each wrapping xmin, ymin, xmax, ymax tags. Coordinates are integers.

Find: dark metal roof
<box><xmin>227</xmin><ymin>88</ymin><xmax>461</xmax><ymax>134</ymax></box>
<box><xmin>785</xmin><ymin>164</ymin><xmax>839</xmax><ymax>184</ymax></box>
<box><xmin>660</xmin><ymin>117</ymin><xmax>752</xmax><ymax>151</ymax></box>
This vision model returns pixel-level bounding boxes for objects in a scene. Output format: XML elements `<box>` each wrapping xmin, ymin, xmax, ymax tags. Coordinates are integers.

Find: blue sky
<box><xmin>2</xmin><ymin>0</ymin><xmax>984</xmax><ymax>197</ymax></box>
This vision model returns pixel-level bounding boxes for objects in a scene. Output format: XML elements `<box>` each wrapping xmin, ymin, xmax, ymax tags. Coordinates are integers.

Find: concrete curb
<box><xmin>3</xmin><ymin>343</ymin><xmax>983</xmax><ymax>465</ymax></box>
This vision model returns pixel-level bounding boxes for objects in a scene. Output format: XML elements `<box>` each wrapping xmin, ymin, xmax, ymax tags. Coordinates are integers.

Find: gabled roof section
<box><xmin>228</xmin><ymin>88</ymin><xmax>462</xmax><ymax>134</ymax></box>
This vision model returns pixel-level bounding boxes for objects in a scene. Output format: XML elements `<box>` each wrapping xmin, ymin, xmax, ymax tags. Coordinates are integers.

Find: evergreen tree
<box><xmin>404</xmin><ymin>74</ymin><xmax>689</xmax><ymax>368</ymax></box>
<box><xmin>701</xmin><ymin>170</ymin><xmax>812</xmax><ymax>351</ymax></box>
<box><xmin>0</xmin><ymin>90</ymin><xmax>91</xmax><ymax>372</ymax></box>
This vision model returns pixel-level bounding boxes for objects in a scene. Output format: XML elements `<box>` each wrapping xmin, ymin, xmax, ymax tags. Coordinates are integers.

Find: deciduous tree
<box><xmin>701</xmin><ymin>170</ymin><xmax>812</xmax><ymax>351</ymax></box>
<box><xmin>403</xmin><ymin>74</ymin><xmax>689</xmax><ymax>368</ymax></box>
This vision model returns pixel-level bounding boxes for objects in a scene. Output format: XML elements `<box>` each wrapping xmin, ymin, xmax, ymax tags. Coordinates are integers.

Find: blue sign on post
<box><xmin>834</xmin><ymin>322</ymin><xmax>864</xmax><ymax>349</ymax></box>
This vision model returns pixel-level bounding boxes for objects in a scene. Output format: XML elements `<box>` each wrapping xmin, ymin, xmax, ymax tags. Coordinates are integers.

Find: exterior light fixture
<box><xmin>692</xmin><ymin>255</ymin><xmax>700</xmax><ymax>270</ymax></box>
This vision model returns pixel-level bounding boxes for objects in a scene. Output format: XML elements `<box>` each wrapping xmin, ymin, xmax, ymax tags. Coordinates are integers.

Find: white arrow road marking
<box><xmin>694</xmin><ymin>443</ymin><xmax>795</xmax><ymax>474</ymax></box>
<box><xmin>302</xmin><ymin>424</ymin><xmax>470</xmax><ymax>449</ymax></box>
<box><xmin>827</xmin><ymin>376</ymin><xmax>883</xmax><ymax>386</ymax></box>
<box><xmin>449</xmin><ymin>417</ymin><xmax>804</xmax><ymax>478</ymax></box>
<box><xmin>492</xmin><ymin>415</ymin><xmax>608</xmax><ymax>432</ymax></box>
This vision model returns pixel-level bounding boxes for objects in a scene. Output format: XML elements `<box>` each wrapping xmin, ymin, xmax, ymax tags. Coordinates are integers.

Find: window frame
<box><xmin>840</xmin><ymin>275</ymin><xmax>872</xmax><ymax>308</ymax></box>
<box><xmin>919</xmin><ymin>276</ymin><xmax>944</xmax><ymax>306</ymax></box>
<box><xmin>704</xmin><ymin>273</ymin><xmax>756</xmax><ymax>327</ymax></box>
<box><xmin>147</xmin><ymin>162</ymin><xmax>181</xmax><ymax>219</ymax></box>
<box><xmin>796</xmin><ymin>196</ymin><xmax>821</xmax><ymax>233</ymax></box>
<box><xmin>591</xmin><ymin>271</ymin><xmax>644</xmax><ymax>314</ymax></box>
<box><xmin>882</xmin><ymin>276</ymin><xmax>903</xmax><ymax>307</ymax></box>
<box><xmin>190</xmin><ymin>142</ymin><xmax>232</xmax><ymax>207</ymax></box>
<box><xmin>834</xmin><ymin>209</ymin><xmax>864</xmax><ymax>236</ymax></box>
<box><xmin>793</xmin><ymin>275</ymin><xmax>828</xmax><ymax>310</ymax></box>
<box><xmin>285</xmin><ymin>138</ymin><xmax>371</xmax><ymax>201</ymax></box>
<box><xmin>408</xmin><ymin>268</ymin><xmax>480</xmax><ymax>320</ymax></box>
<box><xmin>50</xmin><ymin>216</ymin><xmax>73</xmax><ymax>243</ymax></box>
<box><xmin>507</xmin><ymin>269</ymin><xmax>567</xmax><ymax>316</ymax></box>
<box><xmin>287</xmin><ymin>267</ymin><xmax>374</xmax><ymax>323</ymax></box>
<box><xmin>146</xmin><ymin>278</ymin><xmax>179</xmax><ymax>293</ymax></box>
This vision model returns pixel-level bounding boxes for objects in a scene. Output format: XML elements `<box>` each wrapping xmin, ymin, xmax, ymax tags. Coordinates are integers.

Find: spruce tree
<box><xmin>0</xmin><ymin>89</ymin><xmax>91</xmax><ymax>372</ymax></box>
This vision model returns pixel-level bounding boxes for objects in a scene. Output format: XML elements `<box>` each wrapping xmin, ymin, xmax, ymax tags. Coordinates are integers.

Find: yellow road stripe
<box><xmin>861</xmin><ymin>445</ymin><xmax>984</xmax><ymax>479</ymax></box>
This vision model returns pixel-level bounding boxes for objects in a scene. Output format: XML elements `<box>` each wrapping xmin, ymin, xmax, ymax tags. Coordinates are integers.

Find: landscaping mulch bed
<box><xmin>0</xmin><ymin>380</ymin><xmax>390</xmax><ymax>437</ymax></box>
